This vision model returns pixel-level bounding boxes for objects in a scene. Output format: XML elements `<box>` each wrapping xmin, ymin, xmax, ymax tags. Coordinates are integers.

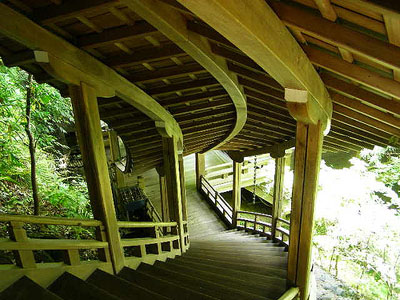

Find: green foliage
<box><xmin>314</xmin><ymin>157</ymin><xmax>400</xmax><ymax>300</ymax></box>
<box><xmin>0</xmin><ymin>63</ymin><xmax>91</xmax><ymax>220</ymax></box>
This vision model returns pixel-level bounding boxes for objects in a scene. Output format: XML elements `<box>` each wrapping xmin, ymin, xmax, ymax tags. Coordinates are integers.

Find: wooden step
<box><xmin>187</xmin><ymin>246</ymin><xmax>285</xmax><ymax>256</ymax></box>
<box><xmin>138</xmin><ymin>262</ymin><xmax>271</xmax><ymax>300</ymax></box>
<box><xmin>87</xmin><ymin>269</ymin><xmax>168</xmax><ymax>300</ymax></box>
<box><xmin>176</xmin><ymin>256</ymin><xmax>287</xmax><ymax>277</ymax></box>
<box><xmin>118</xmin><ymin>267</ymin><xmax>216</xmax><ymax>300</ymax></box>
<box><xmin>185</xmin><ymin>251</ymin><xmax>287</xmax><ymax>267</ymax></box>
<box><xmin>166</xmin><ymin>257</ymin><xmax>286</xmax><ymax>286</ymax></box>
<box><xmin>190</xmin><ymin>241</ymin><xmax>279</xmax><ymax>248</ymax></box>
<box><xmin>158</xmin><ymin>260</ymin><xmax>285</xmax><ymax>299</ymax></box>
<box><xmin>48</xmin><ymin>272</ymin><xmax>119</xmax><ymax>300</ymax></box>
<box><xmin>0</xmin><ymin>276</ymin><xmax>62</xmax><ymax>300</ymax></box>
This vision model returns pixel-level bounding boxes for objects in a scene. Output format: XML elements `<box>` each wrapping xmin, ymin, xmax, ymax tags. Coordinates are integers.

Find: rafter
<box><xmin>305</xmin><ymin>45</ymin><xmax>400</xmax><ymax>100</ymax></box>
<box><xmin>321</xmin><ymin>73</ymin><xmax>400</xmax><ymax>116</ymax></box>
<box><xmin>105</xmin><ymin>44</ymin><xmax>186</xmax><ymax>68</ymax></box>
<box><xmin>127</xmin><ymin>63</ymin><xmax>205</xmax><ymax>83</ymax></box>
<box><xmin>77</xmin><ymin>22</ymin><xmax>157</xmax><ymax>49</ymax></box>
<box><xmin>271</xmin><ymin>1</ymin><xmax>400</xmax><ymax>72</ymax></box>
<box><xmin>123</xmin><ymin>0</ymin><xmax>247</xmax><ymax>153</ymax></box>
<box><xmin>178</xmin><ymin>0</ymin><xmax>332</xmax><ymax>125</ymax></box>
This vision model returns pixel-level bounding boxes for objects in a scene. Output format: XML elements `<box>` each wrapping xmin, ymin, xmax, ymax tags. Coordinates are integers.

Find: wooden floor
<box><xmin>143</xmin><ymin>152</ymin><xmax>229</xmax><ymax>238</ymax></box>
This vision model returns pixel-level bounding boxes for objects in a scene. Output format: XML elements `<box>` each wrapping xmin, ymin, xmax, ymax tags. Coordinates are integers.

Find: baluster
<box><xmin>8</xmin><ymin>221</ymin><xmax>36</xmax><ymax>268</ymax></box>
<box><xmin>63</xmin><ymin>249</ymin><xmax>80</xmax><ymax>266</ymax></box>
<box><xmin>96</xmin><ymin>225</ymin><xmax>112</xmax><ymax>262</ymax></box>
<box><xmin>154</xmin><ymin>225</ymin><xmax>162</xmax><ymax>254</ymax></box>
<box><xmin>254</xmin><ymin>215</ymin><xmax>257</xmax><ymax>231</ymax></box>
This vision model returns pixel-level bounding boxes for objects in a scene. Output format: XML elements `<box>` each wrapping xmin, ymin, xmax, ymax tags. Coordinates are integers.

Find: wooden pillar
<box><xmin>288</xmin><ymin>121</ymin><xmax>324</xmax><ymax>300</ymax></box>
<box><xmin>178</xmin><ymin>153</ymin><xmax>188</xmax><ymax>221</ymax></box>
<box><xmin>195</xmin><ymin>153</ymin><xmax>205</xmax><ymax>191</ymax></box>
<box><xmin>271</xmin><ymin>155</ymin><xmax>286</xmax><ymax>241</ymax></box>
<box><xmin>232</xmin><ymin>161</ymin><xmax>242</xmax><ymax>227</ymax></box>
<box><xmin>156</xmin><ymin>165</ymin><xmax>169</xmax><ymax>222</ymax></box>
<box><xmin>69</xmin><ymin>82</ymin><xmax>124</xmax><ymax>273</ymax></box>
<box><xmin>108</xmin><ymin>130</ymin><xmax>125</xmax><ymax>188</ymax></box>
<box><xmin>162</xmin><ymin>136</ymin><xmax>185</xmax><ymax>252</ymax></box>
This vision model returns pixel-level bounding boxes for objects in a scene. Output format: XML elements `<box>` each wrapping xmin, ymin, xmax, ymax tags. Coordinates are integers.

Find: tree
<box><xmin>24</xmin><ymin>74</ymin><xmax>40</xmax><ymax>215</ymax></box>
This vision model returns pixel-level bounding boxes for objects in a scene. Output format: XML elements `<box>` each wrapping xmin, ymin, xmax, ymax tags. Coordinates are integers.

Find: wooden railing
<box><xmin>0</xmin><ymin>214</ymin><xmax>113</xmax><ymax>290</ymax></box>
<box><xmin>278</xmin><ymin>287</ymin><xmax>300</xmax><ymax>300</ymax></box>
<box><xmin>237</xmin><ymin>210</ymin><xmax>272</xmax><ymax>233</ymax></box>
<box><xmin>117</xmin><ymin>220</ymin><xmax>186</xmax><ymax>268</ymax></box>
<box><xmin>237</xmin><ymin>211</ymin><xmax>290</xmax><ymax>247</ymax></box>
<box><xmin>146</xmin><ymin>198</ymin><xmax>162</xmax><ymax>223</ymax></box>
<box><xmin>199</xmin><ymin>175</ymin><xmax>233</xmax><ymax>225</ymax></box>
<box><xmin>276</xmin><ymin>217</ymin><xmax>290</xmax><ymax>246</ymax></box>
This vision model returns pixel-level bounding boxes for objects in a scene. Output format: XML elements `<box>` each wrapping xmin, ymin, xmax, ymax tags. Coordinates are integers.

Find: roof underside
<box><xmin>0</xmin><ymin>0</ymin><xmax>399</xmax><ymax>173</ymax></box>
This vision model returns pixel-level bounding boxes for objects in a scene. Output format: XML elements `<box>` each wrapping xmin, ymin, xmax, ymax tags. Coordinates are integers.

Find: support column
<box><xmin>232</xmin><ymin>161</ymin><xmax>242</xmax><ymax>227</ymax></box>
<box><xmin>108</xmin><ymin>130</ymin><xmax>125</xmax><ymax>188</ymax></box>
<box><xmin>156</xmin><ymin>165</ymin><xmax>169</xmax><ymax>222</ymax></box>
<box><xmin>288</xmin><ymin>121</ymin><xmax>324</xmax><ymax>300</ymax></box>
<box><xmin>178</xmin><ymin>154</ymin><xmax>188</xmax><ymax>221</ymax></box>
<box><xmin>271</xmin><ymin>155</ymin><xmax>286</xmax><ymax>241</ymax></box>
<box><xmin>195</xmin><ymin>153</ymin><xmax>205</xmax><ymax>191</ymax></box>
<box><xmin>69</xmin><ymin>82</ymin><xmax>124</xmax><ymax>273</ymax></box>
<box><xmin>162</xmin><ymin>136</ymin><xmax>185</xmax><ymax>253</ymax></box>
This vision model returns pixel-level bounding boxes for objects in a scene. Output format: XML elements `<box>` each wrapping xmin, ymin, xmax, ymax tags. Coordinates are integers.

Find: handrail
<box><xmin>118</xmin><ymin>221</ymin><xmax>177</xmax><ymax>228</ymax></box>
<box><xmin>0</xmin><ymin>214</ymin><xmax>111</xmax><ymax>272</ymax></box>
<box><xmin>199</xmin><ymin>176</ymin><xmax>233</xmax><ymax>225</ymax></box>
<box><xmin>0</xmin><ymin>214</ymin><xmax>102</xmax><ymax>227</ymax></box>
<box><xmin>237</xmin><ymin>210</ymin><xmax>290</xmax><ymax>247</ymax></box>
<box><xmin>117</xmin><ymin>220</ymin><xmax>183</xmax><ymax>265</ymax></box>
<box><xmin>277</xmin><ymin>287</ymin><xmax>300</xmax><ymax>300</ymax></box>
<box><xmin>146</xmin><ymin>198</ymin><xmax>162</xmax><ymax>223</ymax></box>
<box><xmin>277</xmin><ymin>217</ymin><xmax>290</xmax><ymax>226</ymax></box>
<box><xmin>237</xmin><ymin>210</ymin><xmax>272</xmax><ymax>219</ymax></box>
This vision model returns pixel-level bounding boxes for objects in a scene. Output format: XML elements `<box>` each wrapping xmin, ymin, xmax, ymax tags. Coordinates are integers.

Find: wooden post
<box><xmin>271</xmin><ymin>155</ymin><xmax>286</xmax><ymax>241</ymax></box>
<box><xmin>69</xmin><ymin>82</ymin><xmax>124</xmax><ymax>273</ymax></box>
<box><xmin>156</xmin><ymin>164</ymin><xmax>169</xmax><ymax>222</ymax></box>
<box><xmin>8</xmin><ymin>221</ymin><xmax>36</xmax><ymax>268</ymax></box>
<box><xmin>108</xmin><ymin>130</ymin><xmax>125</xmax><ymax>188</ymax></box>
<box><xmin>195</xmin><ymin>153</ymin><xmax>205</xmax><ymax>191</ymax></box>
<box><xmin>178</xmin><ymin>153</ymin><xmax>188</xmax><ymax>221</ymax></box>
<box><xmin>288</xmin><ymin>121</ymin><xmax>324</xmax><ymax>300</ymax></box>
<box><xmin>162</xmin><ymin>136</ymin><xmax>185</xmax><ymax>253</ymax></box>
<box><xmin>232</xmin><ymin>161</ymin><xmax>242</xmax><ymax>228</ymax></box>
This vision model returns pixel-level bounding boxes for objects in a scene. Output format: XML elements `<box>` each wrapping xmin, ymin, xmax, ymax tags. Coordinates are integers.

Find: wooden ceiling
<box><xmin>0</xmin><ymin>0</ymin><xmax>399</xmax><ymax>173</ymax></box>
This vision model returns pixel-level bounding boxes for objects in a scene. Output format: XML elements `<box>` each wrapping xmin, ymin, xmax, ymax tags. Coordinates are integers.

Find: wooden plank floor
<box><xmin>142</xmin><ymin>152</ymin><xmax>228</xmax><ymax>238</ymax></box>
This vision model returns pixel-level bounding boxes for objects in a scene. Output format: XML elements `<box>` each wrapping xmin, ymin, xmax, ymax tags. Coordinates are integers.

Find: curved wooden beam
<box><xmin>177</xmin><ymin>0</ymin><xmax>332</xmax><ymax>128</ymax></box>
<box><xmin>123</xmin><ymin>0</ymin><xmax>247</xmax><ymax>152</ymax></box>
<box><xmin>0</xmin><ymin>3</ymin><xmax>182</xmax><ymax>143</ymax></box>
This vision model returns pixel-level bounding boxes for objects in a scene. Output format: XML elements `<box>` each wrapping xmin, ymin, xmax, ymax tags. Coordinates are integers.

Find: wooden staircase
<box><xmin>0</xmin><ymin>153</ymin><xmax>289</xmax><ymax>299</ymax></box>
<box><xmin>0</xmin><ymin>229</ymin><xmax>288</xmax><ymax>300</ymax></box>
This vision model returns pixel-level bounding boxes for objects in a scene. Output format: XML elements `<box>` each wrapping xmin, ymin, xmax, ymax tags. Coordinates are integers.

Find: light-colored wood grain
<box><xmin>232</xmin><ymin>161</ymin><xmax>242</xmax><ymax>227</ymax></box>
<box><xmin>178</xmin><ymin>0</ymin><xmax>332</xmax><ymax>126</ymax></box>
<box><xmin>124</xmin><ymin>0</ymin><xmax>247</xmax><ymax>151</ymax></box>
<box><xmin>69</xmin><ymin>82</ymin><xmax>124</xmax><ymax>273</ymax></box>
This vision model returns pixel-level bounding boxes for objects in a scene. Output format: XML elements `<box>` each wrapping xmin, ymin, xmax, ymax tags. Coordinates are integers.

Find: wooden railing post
<box><xmin>288</xmin><ymin>121</ymin><xmax>324</xmax><ymax>300</ymax></box>
<box><xmin>8</xmin><ymin>221</ymin><xmax>36</xmax><ymax>268</ymax></box>
<box><xmin>162</xmin><ymin>136</ymin><xmax>185</xmax><ymax>253</ymax></box>
<box><xmin>178</xmin><ymin>153</ymin><xmax>188</xmax><ymax>222</ymax></box>
<box><xmin>195</xmin><ymin>153</ymin><xmax>205</xmax><ymax>191</ymax></box>
<box><xmin>232</xmin><ymin>161</ymin><xmax>242</xmax><ymax>228</ymax></box>
<box><xmin>156</xmin><ymin>164</ymin><xmax>169</xmax><ymax>222</ymax></box>
<box><xmin>69</xmin><ymin>82</ymin><xmax>124</xmax><ymax>273</ymax></box>
<box><xmin>272</xmin><ymin>155</ymin><xmax>286</xmax><ymax>241</ymax></box>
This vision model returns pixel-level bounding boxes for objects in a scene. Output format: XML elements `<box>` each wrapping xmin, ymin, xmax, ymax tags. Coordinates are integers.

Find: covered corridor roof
<box><xmin>0</xmin><ymin>0</ymin><xmax>399</xmax><ymax>172</ymax></box>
